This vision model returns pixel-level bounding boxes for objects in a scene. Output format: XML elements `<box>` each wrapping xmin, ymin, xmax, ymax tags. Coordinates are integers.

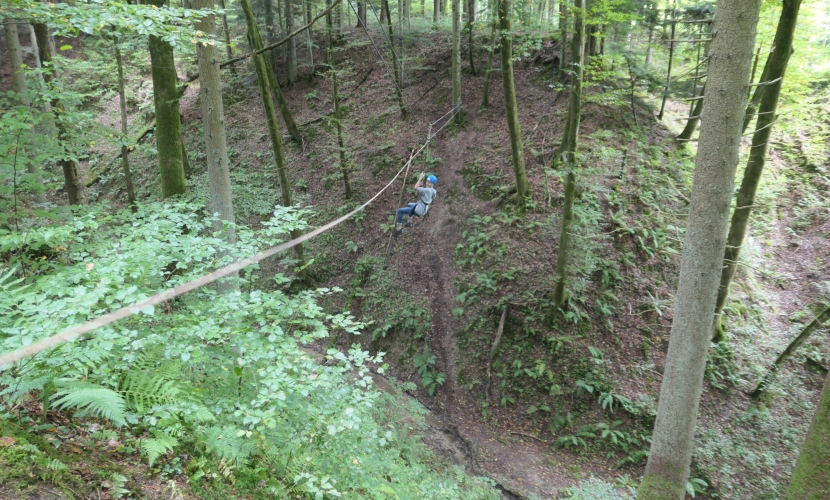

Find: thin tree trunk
<box><xmin>557</xmin><ymin>0</ymin><xmax>567</xmax><ymax>82</ymax></box>
<box><xmin>241</xmin><ymin>0</ymin><xmax>306</xmax><ymax>273</ymax></box>
<box><xmin>550</xmin><ymin>0</ymin><xmax>584</xmax><ymax>310</ymax></box>
<box><xmin>305</xmin><ymin>0</ymin><xmax>314</xmax><ymax>79</ymax></box>
<box><xmin>115</xmin><ymin>48</ymin><xmax>137</xmax><ymax>208</ymax></box>
<box><xmin>195</xmin><ymin>0</ymin><xmax>238</xmax><ymax>278</ymax></box>
<box><xmin>743</xmin><ymin>46</ymin><xmax>771</xmax><ymax>133</ymax></box>
<box><xmin>479</xmin><ymin>6</ymin><xmax>497</xmax><ymax>111</ymax></box>
<box><xmin>676</xmin><ymin>84</ymin><xmax>704</xmax><ymax>141</ymax></box>
<box><xmin>398</xmin><ymin>0</ymin><xmax>404</xmax><ymax>83</ymax></box>
<box><xmin>467</xmin><ymin>0</ymin><xmax>476</xmax><ymax>76</ymax></box>
<box><xmin>286</xmin><ymin>0</ymin><xmax>298</xmax><ymax>85</ymax></box>
<box><xmin>263</xmin><ymin>0</ymin><xmax>280</xmax><ymax>78</ymax></box>
<box><xmin>326</xmin><ymin>0</ymin><xmax>351</xmax><ymax>199</ymax></box>
<box><xmin>786</xmin><ymin>368</ymin><xmax>830</xmax><ymax>498</ymax></box>
<box><xmin>712</xmin><ymin>0</ymin><xmax>801</xmax><ymax>342</ymax></box>
<box><xmin>33</xmin><ymin>23</ymin><xmax>85</xmax><ymax>205</ymax></box>
<box><xmin>6</xmin><ymin>19</ymin><xmax>47</xmax><ymax>204</ymax></box>
<box><xmin>306</xmin><ymin>0</ymin><xmax>312</xmax><ymax>23</ymax></box>
<box><xmin>433</xmin><ymin>0</ymin><xmax>440</xmax><ymax>22</ymax></box>
<box><xmin>752</xmin><ymin>305</ymin><xmax>830</xmax><ymax>399</ymax></box>
<box><xmin>636</xmin><ymin>1</ymin><xmax>761</xmax><ymax>498</ymax></box>
<box><xmin>497</xmin><ymin>0</ymin><xmax>527</xmax><ymax>200</ymax></box>
<box><xmin>383</xmin><ymin>0</ymin><xmax>408</xmax><ymax>118</ymax></box>
<box><xmin>218</xmin><ymin>0</ymin><xmax>237</xmax><ymax>75</ymax></box>
<box><xmin>657</xmin><ymin>20</ymin><xmax>675</xmax><ymax>121</ymax></box>
<box><xmin>451</xmin><ymin>0</ymin><xmax>463</xmax><ymax>124</ymax></box>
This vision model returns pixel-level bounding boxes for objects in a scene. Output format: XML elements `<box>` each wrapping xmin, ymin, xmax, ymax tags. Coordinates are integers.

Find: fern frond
<box><xmin>46</xmin><ymin>458</ymin><xmax>68</xmax><ymax>471</ymax></box>
<box><xmin>141</xmin><ymin>432</ymin><xmax>178</xmax><ymax>466</ymax></box>
<box><xmin>51</xmin><ymin>380</ymin><xmax>127</xmax><ymax>426</ymax></box>
<box><xmin>0</xmin><ymin>374</ymin><xmax>53</xmax><ymax>403</ymax></box>
<box><xmin>202</xmin><ymin>426</ymin><xmax>257</xmax><ymax>466</ymax></box>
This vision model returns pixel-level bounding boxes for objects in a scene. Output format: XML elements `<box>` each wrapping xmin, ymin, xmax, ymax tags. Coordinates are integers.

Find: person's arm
<box><xmin>413</xmin><ymin>172</ymin><xmax>425</xmax><ymax>190</ymax></box>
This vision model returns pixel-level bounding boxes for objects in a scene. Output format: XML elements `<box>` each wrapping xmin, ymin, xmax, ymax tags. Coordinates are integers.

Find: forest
<box><xmin>1</xmin><ymin>0</ymin><xmax>830</xmax><ymax>498</ymax></box>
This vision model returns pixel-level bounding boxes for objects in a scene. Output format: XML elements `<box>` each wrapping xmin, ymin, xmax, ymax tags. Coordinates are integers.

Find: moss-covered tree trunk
<box><xmin>33</xmin><ymin>23</ymin><xmax>85</xmax><ymax>205</ymax></box>
<box><xmin>241</xmin><ymin>0</ymin><xmax>306</xmax><ymax>272</ymax></box>
<box><xmin>326</xmin><ymin>0</ymin><xmax>351</xmax><ymax>199</ymax></box>
<box><xmin>194</xmin><ymin>0</ymin><xmax>239</xmax><ymax>291</ymax></box>
<box><xmin>557</xmin><ymin>0</ymin><xmax>567</xmax><ymax>82</ymax></box>
<box><xmin>6</xmin><ymin>19</ymin><xmax>47</xmax><ymax>204</ymax></box>
<box><xmin>635</xmin><ymin>1</ymin><xmax>761</xmax><ymax>498</ymax></box>
<box><xmin>286</xmin><ymin>0</ymin><xmax>298</xmax><ymax>85</ymax></box>
<box><xmin>549</xmin><ymin>0</ymin><xmax>583</xmax><ymax>310</ymax></box>
<box><xmin>712</xmin><ymin>0</ymin><xmax>801</xmax><ymax>342</ymax></box>
<box><xmin>243</xmin><ymin>0</ymin><xmax>302</xmax><ymax>143</ymax></box>
<box><xmin>479</xmin><ymin>4</ymin><xmax>498</xmax><ymax>111</ymax></box>
<box><xmin>115</xmin><ymin>48</ymin><xmax>136</xmax><ymax>207</ymax></box>
<box><xmin>497</xmin><ymin>0</ymin><xmax>528</xmax><ymax>201</ymax></box>
<box><xmin>786</xmin><ymin>368</ymin><xmax>830</xmax><ymax>498</ymax></box>
<box><xmin>383</xmin><ymin>0</ymin><xmax>408</xmax><ymax>119</ymax></box>
<box><xmin>451</xmin><ymin>0</ymin><xmax>463</xmax><ymax>124</ymax></box>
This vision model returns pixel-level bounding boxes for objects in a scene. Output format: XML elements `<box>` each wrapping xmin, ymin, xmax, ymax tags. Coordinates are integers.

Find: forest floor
<box><xmin>4</xmin><ymin>20</ymin><xmax>830</xmax><ymax>499</ymax></box>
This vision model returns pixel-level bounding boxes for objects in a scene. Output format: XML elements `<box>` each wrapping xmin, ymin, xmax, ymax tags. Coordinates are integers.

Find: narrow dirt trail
<box><xmin>391</xmin><ymin>116</ymin><xmax>571</xmax><ymax>497</ymax></box>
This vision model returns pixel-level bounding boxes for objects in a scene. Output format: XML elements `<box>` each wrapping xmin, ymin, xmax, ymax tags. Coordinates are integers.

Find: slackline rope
<box><xmin>0</xmin><ymin>104</ymin><xmax>461</xmax><ymax>368</ymax></box>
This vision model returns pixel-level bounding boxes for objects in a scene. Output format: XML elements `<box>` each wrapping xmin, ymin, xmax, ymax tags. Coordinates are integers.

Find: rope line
<box><xmin>0</xmin><ymin>105</ymin><xmax>460</xmax><ymax>368</ymax></box>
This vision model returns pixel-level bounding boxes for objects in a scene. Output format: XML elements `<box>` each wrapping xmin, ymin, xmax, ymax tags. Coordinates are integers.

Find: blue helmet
<box><xmin>427</xmin><ymin>174</ymin><xmax>438</xmax><ymax>185</ymax></box>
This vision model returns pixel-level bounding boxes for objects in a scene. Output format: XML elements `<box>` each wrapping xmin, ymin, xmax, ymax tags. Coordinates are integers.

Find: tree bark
<box><xmin>752</xmin><ymin>305</ymin><xmax>830</xmax><ymax>399</ymax></box>
<box><xmin>286</xmin><ymin>0</ymin><xmax>298</xmax><ymax>85</ymax></box>
<box><xmin>497</xmin><ymin>0</ymin><xmax>528</xmax><ymax>200</ymax></box>
<box><xmin>636</xmin><ymin>1</ymin><xmax>761</xmax><ymax>498</ymax></box>
<box><xmin>357</xmin><ymin>1</ymin><xmax>367</xmax><ymax>26</ymax></box>
<box><xmin>241</xmin><ymin>0</ymin><xmax>307</xmax><ymax>273</ymax></box>
<box><xmin>550</xmin><ymin>0</ymin><xmax>584</xmax><ymax>310</ymax></box>
<box><xmin>451</xmin><ymin>0</ymin><xmax>463</xmax><ymax>124</ymax></box>
<box><xmin>467</xmin><ymin>0</ymin><xmax>476</xmax><ymax>76</ymax></box>
<box><xmin>479</xmin><ymin>7</ymin><xmax>497</xmax><ymax>111</ymax></box>
<box><xmin>194</xmin><ymin>0</ymin><xmax>239</xmax><ymax>291</ymax></box>
<box><xmin>712</xmin><ymin>0</ymin><xmax>801</xmax><ymax>342</ymax></box>
<box><xmin>433</xmin><ymin>0</ymin><xmax>440</xmax><ymax>22</ymax></box>
<box><xmin>115</xmin><ymin>48</ymin><xmax>137</xmax><ymax>208</ymax></box>
<box><xmin>786</xmin><ymin>368</ymin><xmax>830</xmax><ymax>499</ymax></box>
<box><xmin>218</xmin><ymin>0</ymin><xmax>236</xmax><ymax>75</ymax></box>
<box><xmin>326</xmin><ymin>0</ymin><xmax>351</xmax><ymax>199</ymax></box>
<box><xmin>263</xmin><ymin>0</ymin><xmax>280</xmax><ymax>79</ymax></box>
<box><xmin>33</xmin><ymin>22</ymin><xmax>85</xmax><ymax>205</ymax></box>
<box><xmin>383</xmin><ymin>0</ymin><xmax>408</xmax><ymax>119</ymax></box>
<box><xmin>557</xmin><ymin>0</ymin><xmax>567</xmax><ymax>82</ymax></box>
<box><xmin>6</xmin><ymin>19</ymin><xmax>47</xmax><ymax>204</ymax></box>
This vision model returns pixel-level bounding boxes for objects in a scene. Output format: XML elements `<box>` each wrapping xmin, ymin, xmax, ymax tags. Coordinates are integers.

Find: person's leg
<box><xmin>394</xmin><ymin>203</ymin><xmax>417</xmax><ymax>235</ymax></box>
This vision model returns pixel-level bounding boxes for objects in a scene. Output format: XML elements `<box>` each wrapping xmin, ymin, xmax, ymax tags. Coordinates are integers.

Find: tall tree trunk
<box><xmin>557</xmin><ymin>0</ymin><xmax>567</xmax><ymax>82</ymax></box>
<box><xmin>6</xmin><ymin>19</ymin><xmax>47</xmax><ymax>204</ymax></box>
<box><xmin>241</xmin><ymin>0</ymin><xmax>307</xmax><ymax>272</ymax></box>
<box><xmin>676</xmin><ymin>83</ymin><xmax>704</xmax><ymax>141</ymax></box>
<box><xmin>712</xmin><ymin>0</ymin><xmax>801</xmax><ymax>342</ymax></box>
<box><xmin>786</xmin><ymin>368</ymin><xmax>830</xmax><ymax>498</ymax></box>
<box><xmin>286</xmin><ymin>0</ymin><xmax>298</xmax><ymax>85</ymax></box>
<box><xmin>263</xmin><ymin>0</ymin><xmax>280</xmax><ymax>80</ymax></box>
<box><xmin>326</xmin><ymin>0</ymin><xmax>351</xmax><ymax>199</ymax></box>
<box><xmin>467</xmin><ymin>0</ymin><xmax>476</xmax><ymax>76</ymax></box>
<box><xmin>497</xmin><ymin>0</ymin><xmax>527</xmax><ymax>200</ymax></box>
<box><xmin>636</xmin><ymin>1</ymin><xmax>761</xmax><ymax>498</ymax></box>
<box><xmin>550</xmin><ymin>0</ymin><xmax>584</xmax><ymax>310</ymax></box>
<box><xmin>657</xmin><ymin>20</ymin><xmax>675</xmax><ymax>121</ymax></box>
<box><xmin>383</xmin><ymin>0</ymin><xmax>408</xmax><ymax>119</ymax></box>
<box><xmin>451</xmin><ymin>0</ymin><xmax>463</xmax><ymax>124</ymax></box>
<box><xmin>358</xmin><ymin>1</ymin><xmax>367</xmax><ymax>25</ymax></box>
<box><xmin>33</xmin><ymin>23</ymin><xmax>85</xmax><ymax>205</ymax></box>
<box><xmin>115</xmin><ymin>48</ymin><xmax>137</xmax><ymax>208</ymax></box>
<box><xmin>433</xmin><ymin>0</ymin><xmax>440</xmax><ymax>22</ymax></box>
<box><xmin>306</xmin><ymin>0</ymin><xmax>312</xmax><ymax>23</ymax></box>
<box><xmin>218</xmin><ymin>0</ymin><xmax>237</xmax><ymax>75</ymax></box>
<box><xmin>305</xmin><ymin>0</ymin><xmax>315</xmax><ymax>79</ymax></box>
<box><xmin>194</xmin><ymin>0</ymin><xmax>239</xmax><ymax>291</ymax></box>
<box><xmin>479</xmin><ymin>5</ymin><xmax>497</xmax><ymax>111</ymax></box>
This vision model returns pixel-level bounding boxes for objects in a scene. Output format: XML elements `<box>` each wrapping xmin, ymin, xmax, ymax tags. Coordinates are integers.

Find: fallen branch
<box><xmin>751</xmin><ymin>304</ymin><xmax>830</xmax><ymax>399</ymax></box>
<box><xmin>509</xmin><ymin>431</ymin><xmax>546</xmax><ymax>443</ymax></box>
<box><xmin>485</xmin><ymin>305</ymin><xmax>509</xmax><ymax>402</ymax></box>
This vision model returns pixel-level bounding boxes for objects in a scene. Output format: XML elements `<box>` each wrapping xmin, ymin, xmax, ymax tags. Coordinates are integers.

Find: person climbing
<box><xmin>392</xmin><ymin>172</ymin><xmax>437</xmax><ymax>237</ymax></box>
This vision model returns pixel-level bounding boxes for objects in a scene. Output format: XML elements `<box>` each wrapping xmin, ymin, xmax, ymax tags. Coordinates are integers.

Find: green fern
<box><xmin>51</xmin><ymin>380</ymin><xmax>127</xmax><ymax>426</ymax></box>
<box><xmin>202</xmin><ymin>426</ymin><xmax>258</xmax><ymax>465</ymax></box>
<box><xmin>141</xmin><ymin>431</ymin><xmax>179</xmax><ymax>466</ymax></box>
